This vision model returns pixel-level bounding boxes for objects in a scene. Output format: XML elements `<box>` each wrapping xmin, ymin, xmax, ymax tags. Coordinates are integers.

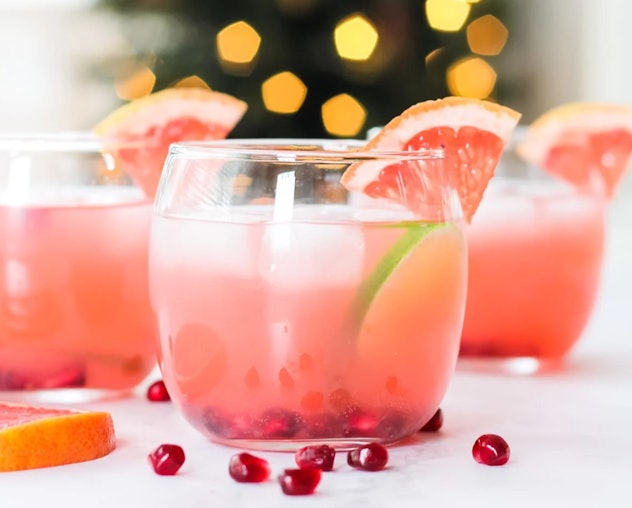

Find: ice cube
<box><xmin>150</xmin><ymin>216</ymin><xmax>258</xmax><ymax>278</ymax></box>
<box><xmin>259</xmin><ymin>221</ymin><xmax>364</xmax><ymax>289</ymax></box>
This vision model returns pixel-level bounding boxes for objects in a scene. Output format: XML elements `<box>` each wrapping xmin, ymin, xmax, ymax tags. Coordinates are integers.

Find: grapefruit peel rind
<box><xmin>341</xmin><ymin>97</ymin><xmax>521</xmax><ymax>193</ymax></box>
<box><xmin>517</xmin><ymin>102</ymin><xmax>632</xmax><ymax>197</ymax></box>
<box><xmin>517</xmin><ymin>103</ymin><xmax>632</xmax><ymax>166</ymax></box>
<box><xmin>94</xmin><ymin>88</ymin><xmax>247</xmax><ymax>137</ymax></box>
<box><xmin>0</xmin><ymin>402</ymin><xmax>116</xmax><ymax>472</ymax></box>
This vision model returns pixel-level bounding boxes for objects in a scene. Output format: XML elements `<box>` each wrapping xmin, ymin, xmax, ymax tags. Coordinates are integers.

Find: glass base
<box><xmin>209</xmin><ymin>435</ymin><xmax>402</xmax><ymax>452</ymax></box>
<box><xmin>0</xmin><ymin>387</ymin><xmax>133</xmax><ymax>405</ymax></box>
<box><xmin>456</xmin><ymin>356</ymin><xmax>566</xmax><ymax>375</ymax></box>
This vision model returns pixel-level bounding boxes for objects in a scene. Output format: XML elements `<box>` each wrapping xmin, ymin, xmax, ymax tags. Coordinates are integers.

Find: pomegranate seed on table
<box><xmin>148</xmin><ymin>444</ymin><xmax>185</xmax><ymax>475</ymax></box>
<box><xmin>146</xmin><ymin>380</ymin><xmax>171</xmax><ymax>402</ymax></box>
<box><xmin>229</xmin><ymin>452</ymin><xmax>271</xmax><ymax>483</ymax></box>
<box><xmin>295</xmin><ymin>445</ymin><xmax>336</xmax><ymax>471</ymax></box>
<box><xmin>419</xmin><ymin>408</ymin><xmax>443</xmax><ymax>432</ymax></box>
<box><xmin>347</xmin><ymin>442</ymin><xmax>389</xmax><ymax>471</ymax></box>
<box><xmin>472</xmin><ymin>434</ymin><xmax>510</xmax><ymax>466</ymax></box>
<box><xmin>278</xmin><ymin>468</ymin><xmax>321</xmax><ymax>496</ymax></box>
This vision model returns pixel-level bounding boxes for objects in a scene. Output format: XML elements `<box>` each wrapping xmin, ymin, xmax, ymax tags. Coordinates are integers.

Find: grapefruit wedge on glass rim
<box><xmin>0</xmin><ymin>402</ymin><xmax>115</xmax><ymax>472</ymax></box>
<box><xmin>94</xmin><ymin>87</ymin><xmax>247</xmax><ymax>198</ymax></box>
<box><xmin>517</xmin><ymin>102</ymin><xmax>632</xmax><ymax>198</ymax></box>
<box><xmin>341</xmin><ymin>96</ymin><xmax>521</xmax><ymax>223</ymax></box>
<box><xmin>341</xmin><ymin>97</ymin><xmax>521</xmax><ymax>355</ymax></box>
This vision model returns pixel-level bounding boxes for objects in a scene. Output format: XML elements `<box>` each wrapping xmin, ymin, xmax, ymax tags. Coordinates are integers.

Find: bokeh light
<box><xmin>447</xmin><ymin>56</ymin><xmax>497</xmax><ymax>99</ymax></box>
<box><xmin>174</xmin><ymin>75</ymin><xmax>211</xmax><ymax>90</ymax></box>
<box><xmin>467</xmin><ymin>15</ymin><xmax>509</xmax><ymax>56</ymax></box>
<box><xmin>426</xmin><ymin>0</ymin><xmax>471</xmax><ymax>32</ymax></box>
<box><xmin>216</xmin><ymin>21</ymin><xmax>261</xmax><ymax>73</ymax></box>
<box><xmin>115</xmin><ymin>65</ymin><xmax>155</xmax><ymax>100</ymax></box>
<box><xmin>321</xmin><ymin>94</ymin><xmax>366</xmax><ymax>137</ymax></box>
<box><xmin>334</xmin><ymin>14</ymin><xmax>379</xmax><ymax>61</ymax></box>
<box><xmin>261</xmin><ymin>72</ymin><xmax>307</xmax><ymax>114</ymax></box>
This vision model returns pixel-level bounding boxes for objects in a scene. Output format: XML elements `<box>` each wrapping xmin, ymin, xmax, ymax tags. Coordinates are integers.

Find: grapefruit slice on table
<box><xmin>0</xmin><ymin>402</ymin><xmax>115</xmax><ymax>472</ymax></box>
<box><xmin>517</xmin><ymin>102</ymin><xmax>632</xmax><ymax>198</ymax></box>
<box><xmin>341</xmin><ymin>96</ymin><xmax>521</xmax><ymax>222</ymax></box>
<box><xmin>94</xmin><ymin>87</ymin><xmax>247</xmax><ymax>198</ymax></box>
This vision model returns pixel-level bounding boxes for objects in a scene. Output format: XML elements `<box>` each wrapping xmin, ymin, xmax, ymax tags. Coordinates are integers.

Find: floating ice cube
<box><xmin>259</xmin><ymin>221</ymin><xmax>365</xmax><ymax>289</ymax></box>
<box><xmin>150</xmin><ymin>216</ymin><xmax>258</xmax><ymax>278</ymax></box>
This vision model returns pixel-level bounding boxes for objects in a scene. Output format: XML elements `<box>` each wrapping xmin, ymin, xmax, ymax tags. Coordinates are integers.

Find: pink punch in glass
<box><xmin>149</xmin><ymin>139</ymin><xmax>467</xmax><ymax>450</ymax></box>
<box><xmin>0</xmin><ymin>134</ymin><xmax>156</xmax><ymax>400</ymax></box>
<box><xmin>459</xmin><ymin>131</ymin><xmax>606</xmax><ymax>371</ymax></box>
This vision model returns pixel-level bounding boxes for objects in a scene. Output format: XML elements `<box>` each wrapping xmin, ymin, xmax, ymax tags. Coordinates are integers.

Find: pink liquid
<box><xmin>150</xmin><ymin>206</ymin><xmax>467</xmax><ymax>449</ymax></box>
<box><xmin>461</xmin><ymin>180</ymin><xmax>606</xmax><ymax>359</ymax></box>
<box><xmin>0</xmin><ymin>187</ymin><xmax>155</xmax><ymax>392</ymax></box>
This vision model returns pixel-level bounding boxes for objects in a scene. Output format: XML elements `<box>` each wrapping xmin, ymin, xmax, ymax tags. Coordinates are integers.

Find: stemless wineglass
<box><xmin>0</xmin><ymin>133</ymin><xmax>157</xmax><ymax>401</ymax></box>
<box><xmin>149</xmin><ymin>139</ymin><xmax>467</xmax><ymax>451</ymax></box>
<box><xmin>459</xmin><ymin>128</ymin><xmax>607</xmax><ymax>373</ymax></box>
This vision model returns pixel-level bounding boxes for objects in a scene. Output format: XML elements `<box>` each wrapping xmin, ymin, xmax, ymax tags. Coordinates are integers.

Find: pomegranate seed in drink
<box><xmin>295</xmin><ymin>445</ymin><xmax>336</xmax><ymax>471</ymax></box>
<box><xmin>419</xmin><ymin>408</ymin><xmax>443</xmax><ymax>432</ymax></box>
<box><xmin>148</xmin><ymin>444</ymin><xmax>185</xmax><ymax>475</ymax></box>
<box><xmin>229</xmin><ymin>452</ymin><xmax>271</xmax><ymax>483</ymax></box>
<box><xmin>278</xmin><ymin>468</ymin><xmax>321</xmax><ymax>496</ymax></box>
<box><xmin>472</xmin><ymin>434</ymin><xmax>510</xmax><ymax>466</ymax></box>
<box><xmin>347</xmin><ymin>442</ymin><xmax>389</xmax><ymax>471</ymax></box>
<box><xmin>146</xmin><ymin>380</ymin><xmax>171</xmax><ymax>402</ymax></box>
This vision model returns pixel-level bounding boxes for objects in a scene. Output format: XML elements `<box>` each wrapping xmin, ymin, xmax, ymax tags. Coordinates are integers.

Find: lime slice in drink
<box><xmin>353</xmin><ymin>222</ymin><xmax>467</xmax><ymax>360</ymax></box>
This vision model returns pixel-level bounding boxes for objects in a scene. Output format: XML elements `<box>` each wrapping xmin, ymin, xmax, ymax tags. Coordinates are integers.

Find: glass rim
<box><xmin>0</xmin><ymin>132</ymin><xmax>143</xmax><ymax>152</ymax></box>
<box><xmin>169</xmin><ymin>138</ymin><xmax>445</xmax><ymax>162</ymax></box>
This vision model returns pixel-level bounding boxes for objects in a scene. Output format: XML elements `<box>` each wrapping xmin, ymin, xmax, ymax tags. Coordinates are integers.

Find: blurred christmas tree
<box><xmin>97</xmin><ymin>0</ymin><xmax>509</xmax><ymax>138</ymax></box>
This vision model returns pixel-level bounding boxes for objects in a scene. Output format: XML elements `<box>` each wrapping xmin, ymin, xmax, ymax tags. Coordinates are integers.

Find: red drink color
<box><xmin>0</xmin><ymin>186</ymin><xmax>155</xmax><ymax>391</ymax></box>
<box><xmin>150</xmin><ymin>206</ymin><xmax>467</xmax><ymax>449</ymax></box>
<box><xmin>461</xmin><ymin>180</ymin><xmax>605</xmax><ymax>358</ymax></box>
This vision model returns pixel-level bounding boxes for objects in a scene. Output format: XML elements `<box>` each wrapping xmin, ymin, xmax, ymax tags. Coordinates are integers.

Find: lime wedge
<box><xmin>353</xmin><ymin>222</ymin><xmax>447</xmax><ymax>322</ymax></box>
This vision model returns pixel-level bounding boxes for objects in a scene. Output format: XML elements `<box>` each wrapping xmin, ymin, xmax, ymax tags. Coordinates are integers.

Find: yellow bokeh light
<box><xmin>321</xmin><ymin>94</ymin><xmax>367</xmax><ymax>137</ymax></box>
<box><xmin>261</xmin><ymin>71</ymin><xmax>307</xmax><ymax>114</ymax></box>
<box><xmin>426</xmin><ymin>0</ymin><xmax>471</xmax><ymax>32</ymax></box>
<box><xmin>334</xmin><ymin>14</ymin><xmax>379</xmax><ymax>61</ymax></box>
<box><xmin>447</xmin><ymin>56</ymin><xmax>497</xmax><ymax>99</ymax></box>
<box><xmin>425</xmin><ymin>47</ymin><xmax>444</xmax><ymax>66</ymax></box>
<box><xmin>216</xmin><ymin>21</ymin><xmax>261</xmax><ymax>65</ymax></box>
<box><xmin>174</xmin><ymin>75</ymin><xmax>211</xmax><ymax>90</ymax></box>
<box><xmin>467</xmin><ymin>15</ymin><xmax>508</xmax><ymax>56</ymax></box>
<box><xmin>115</xmin><ymin>66</ymin><xmax>156</xmax><ymax>101</ymax></box>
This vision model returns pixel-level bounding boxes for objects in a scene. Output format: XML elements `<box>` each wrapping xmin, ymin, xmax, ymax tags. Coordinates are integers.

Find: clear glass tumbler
<box><xmin>459</xmin><ymin>128</ymin><xmax>607</xmax><ymax>373</ymax></box>
<box><xmin>149</xmin><ymin>139</ymin><xmax>467</xmax><ymax>450</ymax></box>
<box><xmin>0</xmin><ymin>133</ymin><xmax>156</xmax><ymax>401</ymax></box>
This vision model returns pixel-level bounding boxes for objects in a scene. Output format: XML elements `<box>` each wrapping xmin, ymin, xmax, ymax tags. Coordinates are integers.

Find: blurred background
<box><xmin>0</xmin><ymin>0</ymin><xmax>631</xmax><ymax>141</ymax></box>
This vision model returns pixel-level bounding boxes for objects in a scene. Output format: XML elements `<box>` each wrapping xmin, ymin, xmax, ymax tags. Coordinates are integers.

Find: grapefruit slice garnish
<box><xmin>0</xmin><ymin>402</ymin><xmax>115</xmax><ymax>472</ymax></box>
<box><xmin>517</xmin><ymin>102</ymin><xmax>632</xmax><ymax>198</ymax></box>
<box><xmin>94</xmin><ymin>87</ymin><xmax>247</xmax><ymax>198</ymax></box>
<box><xmin>341</xmin><ymin>96</ymin><xmax>521</xmax><ymax>222</ymax></box>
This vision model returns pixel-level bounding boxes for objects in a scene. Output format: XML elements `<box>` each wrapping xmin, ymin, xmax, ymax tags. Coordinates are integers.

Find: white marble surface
<box><xmin>0</xmin><ymin>197</ymin><xmax>630</xmax><ymax>508</ymax></box>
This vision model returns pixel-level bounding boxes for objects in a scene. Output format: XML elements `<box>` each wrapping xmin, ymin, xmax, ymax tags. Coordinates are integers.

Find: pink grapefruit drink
<box><xmin>0</xmin><ymin>135</ymin><xmax>156</xmax><ymax>397</ymax></box>
<box><xmin>149</xmin><ymin>139</ymin><xmax>468</xmax><ymax>450</ymax></box>
<box><xmin>460</xmin><ymin>175</ymin><xmax>606</xmax><ymax>360</ymax></box>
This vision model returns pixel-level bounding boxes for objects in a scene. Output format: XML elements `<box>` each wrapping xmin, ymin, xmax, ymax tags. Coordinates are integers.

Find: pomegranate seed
<box><xmin>148</xmin><ymin>444</ymin><xmax>185</xmax><ymax>475</ymax></box>
<box><xmin>229</xmin><ymin>452</ymin><xmax>271</xmax><ymax>483</ymax></box>
<box><xmin>146</xmin><ymin>380</ymin><xmax>171</xmax><ymax>402</ymax></box>
<box><xmin>302</xmin><ymin>413</ymin><xmax>340</xmax><ymax>438</ymax></box>
<box><xmin>295</xmin><ymin>445</ymin><xmax>336</xmax><ymax>471</ymax></box>
<box><xmin>472</xmin><ymin>434</ymin><xmax>510</xmax><ymax>466</ymax></box>
<box><xmin>419</xmin><ymin>408</ymin><xmax>443</xmax><ymax>432</ymax></box>
<box><xmin>347</xmin><ymin>443</ymin><xmax>389</xmax><ymax>471</ymax></box>
<box><xmin>343</xmin><ymin>409</ymin><xmax>379</xmax><ymax>437</ymax></box>
<box><xmin>259</xmin><ymin>408</ymin><xmax>301</xmax><ymax>438</ymax></box>
<box><xmin>278</xmin><ymin>468</ymin><xmax>321</xmax><ymax>496</ymax></box>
